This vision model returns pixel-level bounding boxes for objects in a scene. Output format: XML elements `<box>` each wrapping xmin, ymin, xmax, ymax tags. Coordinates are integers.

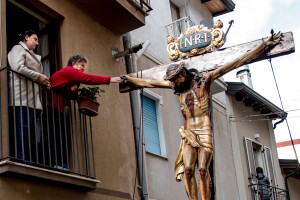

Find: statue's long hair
<box><xmin>172</xmin><ymin>68</ymin><xmax>202</xmax><ymax>95</ymax></box>
<box><xmin>189</xmin><ymin>68</ymin><xmax>205</xmax><ymax>88</ymax></box>
<box><xmin>164</xmin><ymin>62</ymin><xmax>204</xmax><ymax>95</ymax></box>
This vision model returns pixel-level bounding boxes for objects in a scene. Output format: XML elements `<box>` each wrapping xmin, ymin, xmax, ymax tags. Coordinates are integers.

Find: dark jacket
<box><xmin>257</xmin><ymin>172</ymin><xmax>271</xmax><ymax>199</ymax></box>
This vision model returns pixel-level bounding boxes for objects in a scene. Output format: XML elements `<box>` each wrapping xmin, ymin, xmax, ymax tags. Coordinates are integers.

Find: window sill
<box><xmin>146</xmin><ymin>151</ymin><xmax>168</xmax><ymax>160</ymax></box>
<box><xmin>0</xmin><ymin>160</ymin><xmax>100</xmax><ymax>190</ymax></box>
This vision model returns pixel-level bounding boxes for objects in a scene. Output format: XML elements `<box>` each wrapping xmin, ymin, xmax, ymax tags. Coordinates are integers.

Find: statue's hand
<box><xmin>266</xmin><ymin>31</ymin><xmax>283</xmax><ymax>46</ymax></box>
<box><xmin>119</xmin><ymin>76</ymin><xmax>142</xmax><ymax>93</ymax></box>
<box><xmin>120</xmin><ymin>75</ymin><xmax>129</xmax><ymax>83</ymax></box>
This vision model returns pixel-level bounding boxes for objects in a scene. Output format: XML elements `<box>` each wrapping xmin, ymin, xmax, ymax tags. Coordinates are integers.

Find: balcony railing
<box><xmin>249</xmin><ymin>183</ymin><xmax>288</xmax><ymax>200</ymax></box>
<box><xmin>0</xmin><ymin>67</ymin><xmax>95</xmax><ymax>179</ymax></box>
<box><xmin>130</xmin><ymin>0</ymin><xmax>153</xmax><ymax>14</ymax></box>
<box><xmin>165</xmin><ymin>16</ymin><xmax>195</xmax><ymax>38</ymax></box>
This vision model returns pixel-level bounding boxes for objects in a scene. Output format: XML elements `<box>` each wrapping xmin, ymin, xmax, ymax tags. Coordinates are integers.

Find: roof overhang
<box><xmin>226</xmin><ymin>82</ymin><xmax>287</xmax><ymax>119</ymax></box>
<box><xmin>279</xmin><ymin>159</ymin><xmax>300</xmax><ymax>179</ymax></box>
<box><xmin>202</xmin><ymin>0</ymin><xmax>235</xmax><ymax>17</ymax></box>
<box><xmin>72</xmin><ymin>0</ymin><xmax>148</xmax><ymax>34</ymax></box>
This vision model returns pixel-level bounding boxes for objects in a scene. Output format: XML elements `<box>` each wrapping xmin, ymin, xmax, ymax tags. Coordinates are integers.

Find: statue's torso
<box><xmin>179</xmin><ymin>73</ymin><xmax>211</xmax><ymax>130</ymax></box>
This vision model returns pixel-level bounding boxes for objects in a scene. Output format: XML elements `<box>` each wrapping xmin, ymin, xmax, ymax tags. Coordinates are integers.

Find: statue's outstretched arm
<box><xmin>119</xmin><ymin>75</ymin><xmax>171</xmax><ymax>93</ymax></box>
<box><xmin>210</xmin><ymin>32</ymin><xmax>283</xmax><ymax>80</ymax></box>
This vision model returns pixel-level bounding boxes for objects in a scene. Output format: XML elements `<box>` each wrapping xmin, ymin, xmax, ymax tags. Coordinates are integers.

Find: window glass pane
<box><xmin>42</xmin><ymin>59</ymin><xmax>50</xmax><ymax>77</ymax></box>
<box><xmin>37</xmin><ymin>32</ymin><xmax>49</xmax><ymax>58</ymax></box>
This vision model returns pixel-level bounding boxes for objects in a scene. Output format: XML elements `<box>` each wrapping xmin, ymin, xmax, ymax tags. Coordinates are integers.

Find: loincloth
<box><xmin>174</xmin><ymin>126</ymin><xmax>213</xmax><ymax>182</ymax></box>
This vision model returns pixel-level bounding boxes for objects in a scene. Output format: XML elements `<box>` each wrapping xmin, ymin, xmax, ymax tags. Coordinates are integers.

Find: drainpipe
<box><xmin>284</xmin><ymin>164</ymin><xmax>300</xmax><ymax>200</ymax></box>
<box><xmin>123</xmin><ymin>33</ymin><xmax>149</xmax><ymax>200</ymax></box>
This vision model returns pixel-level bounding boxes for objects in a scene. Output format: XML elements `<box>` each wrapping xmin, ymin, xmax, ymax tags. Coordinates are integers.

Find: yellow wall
<box><xmin>227</xmin><ymin>94</ymin><xmax>280</xmax><ymax>199</ymax></box>
<box><xmin>287</xmin><ymin>176</ymin><xmax>300</xmax><ymax>200</ymax></box>
<box><xmin>1</xmin><ymin>0</ymin><xmax>138</xmax><ymax>199</ymax></box>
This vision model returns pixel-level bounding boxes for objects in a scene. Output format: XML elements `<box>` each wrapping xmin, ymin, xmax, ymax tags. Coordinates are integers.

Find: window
<box><xmin>170</xmin><ymin>1</ymin><xmax>180</xmax><ymax>22</ymax></box>
<box><xmin>244</xmin><ymin>137</ymin><xmax>276</xmax><ymax>186</ymax></box>
<box><xmin>6</xmin><ymin>0</ymin><xmax>62</xmax><ymax>76</ymax></box>
<box><xmin>141</xmin><ymin>89</ymin><xmax>166</xmax><ymax>157</ymax></box>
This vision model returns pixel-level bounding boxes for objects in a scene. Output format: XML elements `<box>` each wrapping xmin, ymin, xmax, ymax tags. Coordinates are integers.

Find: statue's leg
<box><xmin>182</xmin><ymin>143</ymin><xmax>198</xmax><ymax>200</ymax></box>
<box><xmin>198</xmin><ymin>147</ymin><xmax>212</xmax><ymax>200</ymax></box>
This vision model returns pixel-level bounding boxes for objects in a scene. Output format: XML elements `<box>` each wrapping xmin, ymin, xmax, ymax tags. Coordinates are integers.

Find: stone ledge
<box><xmin>0</xmin><ymin>160</ymin><xmax>100</xmax><ymax>190</ymax></box>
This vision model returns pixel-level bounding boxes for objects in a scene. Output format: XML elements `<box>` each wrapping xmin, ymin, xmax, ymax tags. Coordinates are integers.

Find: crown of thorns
<box><xmin>164</xmin><ymin>62</ymin><xmax>186</xmax><ymax>80</ymax></box>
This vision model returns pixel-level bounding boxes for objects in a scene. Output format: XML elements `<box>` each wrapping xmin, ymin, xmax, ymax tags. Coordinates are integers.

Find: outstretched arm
<box><xmin>210</xmin><ymin>32</ymin><xmax>283</xmax><ymax>80</ymax></box>
<box><xmin>119</xmin><ymin>76</ymin><xmax>171</xmax><ymax>93</ymax></box>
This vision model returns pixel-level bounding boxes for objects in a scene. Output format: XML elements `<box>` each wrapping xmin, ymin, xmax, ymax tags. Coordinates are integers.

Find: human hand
<box><xmin>46</xmin><ymin>83</ymin><xmax>51</xmax><ymax>90</ymax></box>
<box><xmin>110</xmin><ymin>77</ymin><xmax>122</xmax><ymax>83</ymax></box>
<box><xmin>71</xmin><ymin>85</ymin><xmax>78</xmax><ymax>93</ymax></box>
<box><xmin>38</xmin><ymin>74</ymin><xmax>50</xmax><ymax>86</ymax></box>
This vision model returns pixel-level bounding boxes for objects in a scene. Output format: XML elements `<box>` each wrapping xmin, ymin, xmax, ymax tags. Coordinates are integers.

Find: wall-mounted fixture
<box><xmin>112</xmin><ymin>43</ymin><xmax>143</xmax><ymax>62</ymax></box>
<box><xmin>254</xmin><ymin>134</ymin><xmax>260</xmax><ymax>139</ymax></box>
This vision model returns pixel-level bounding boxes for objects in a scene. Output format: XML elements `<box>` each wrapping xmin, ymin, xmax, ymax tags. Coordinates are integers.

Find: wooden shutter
<box><xmin>142</xmin><ymin>95</ymin><xmax>161</xmax><ymax>155</ymax></box>
<box><xmin>264</xmin><ymin>146</ymin><xmax>276</xmax><ymax>186</ymax></box>
<box><xmin>244</xmin><ymin>137</ymin><xmax>257</xmax><ymax>183</ymax></box>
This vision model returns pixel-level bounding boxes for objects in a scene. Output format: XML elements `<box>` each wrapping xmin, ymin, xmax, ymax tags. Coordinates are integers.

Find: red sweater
<box><xmin>49</xmin><ymin>66</ymin><xmax>111</xmax><ymax>112</ymax></box>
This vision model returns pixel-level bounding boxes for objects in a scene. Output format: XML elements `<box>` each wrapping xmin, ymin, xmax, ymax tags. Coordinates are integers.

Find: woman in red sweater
<box><xmin>49</xmin><ymin>54</ymin><xmax>122</xmax><ymax>111</ymax></box>
<box><xmin>47</xmin><ymin>55</ymin><xmax>122</xmax><ymax>169</ymax></box>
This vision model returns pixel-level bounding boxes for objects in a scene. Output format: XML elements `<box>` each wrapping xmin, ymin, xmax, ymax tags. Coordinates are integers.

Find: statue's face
<box><xmin>170</xmin><ymin>70</ymin><xmax>188</xmax><ymax>88</ymax></box>
<box><xmin>172</xmin><ymin>74</ymin><xmax>185</xmax><ymax>85</ymax></box>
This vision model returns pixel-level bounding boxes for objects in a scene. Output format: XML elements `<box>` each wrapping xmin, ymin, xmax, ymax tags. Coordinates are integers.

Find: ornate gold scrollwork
<box><xmin>167</xmin><ymin>20</ymin><xmax>226</xmax><ymax>61</ymax></box>
<box><xmin>167</xmin><ymin>42</ymin><xmax>180</xmax><ymax>60</ymax></box>
<box><xmin>212</xmin><ymin>28</ymin><xmax>225</xmax><ymax>48</ymax></box>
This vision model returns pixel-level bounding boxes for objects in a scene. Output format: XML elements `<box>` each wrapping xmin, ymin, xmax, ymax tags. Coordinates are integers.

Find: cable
<box><xmin>230</xmin><ymin>109</ymin><xmax>300</xmax><ymax>119</ymax></box>
<box><xmin>230</xmin><ymin>112</ymin><xmax>284</xmax><ymax>119</ymax></box>
<box><xmin>231</xmin><ymin>118</ymin><xmax>274</xmax><ymax>123</ymax></box>
<box><xmin>263</xmin><ymin>33</ymin><xmax>299</xmax><ymax>161</ymax></box>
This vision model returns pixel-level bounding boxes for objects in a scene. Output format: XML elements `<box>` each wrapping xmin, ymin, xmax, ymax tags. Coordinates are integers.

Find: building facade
<box><xmin>0</xmin><ymin>0</ymin><xmax>293</xmax><ymax>200</ymax></box>
<box><xmin>0</xmin><ymin>0</ymin><xmax>152</xmax><ymax>199</ymax></box>
<box><xmin>129</xmin><ymin>0</ymin><xmax>289</xmax><ymax>199</ymax></box>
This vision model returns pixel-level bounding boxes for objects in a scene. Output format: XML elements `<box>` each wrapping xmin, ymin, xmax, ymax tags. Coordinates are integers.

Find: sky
<box><xmin>213</xmin><ymin>0</ymin><xmax>300</xmax><ymax>159</ymax></box>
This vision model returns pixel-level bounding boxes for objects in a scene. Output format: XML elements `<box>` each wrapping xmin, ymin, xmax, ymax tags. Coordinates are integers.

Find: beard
<box><xmin>173</xmin><ymin>79</ymin><xmax>193</xmax><ymax>95</ymax></box>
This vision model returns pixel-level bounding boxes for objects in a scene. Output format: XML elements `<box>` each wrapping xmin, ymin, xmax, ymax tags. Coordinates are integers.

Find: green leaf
<box><xmin>78</xmin><ymin>86</ymin><xmax>105</xmax><ymax>101</ymax></box>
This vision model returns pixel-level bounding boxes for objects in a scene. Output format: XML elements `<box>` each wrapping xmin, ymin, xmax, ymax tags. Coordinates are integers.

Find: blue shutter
<box><xmin>142</xmin><ymin>95</ymin><xmax>161</xmax><ymax>155</ymax></box>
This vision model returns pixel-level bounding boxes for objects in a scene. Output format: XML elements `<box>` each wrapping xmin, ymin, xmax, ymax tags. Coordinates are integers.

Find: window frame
<box><xmin>6</xmin><ymin>0</ymin><xmax>63</xmax><ymax>75</ymax></box>
<box><xmin>170</xmin><ymin>1</ymin><xmax>180</xmax><ymax>22</ymax></box>
<box><xmin>141</xmin><ymin>89</ymin><xmax>167</xmax><ymax>158</ymax></box>
<box><xmin>244</xmin><ymin>137</ymin><xmax>276</xmax><ymax>186</ymax></box>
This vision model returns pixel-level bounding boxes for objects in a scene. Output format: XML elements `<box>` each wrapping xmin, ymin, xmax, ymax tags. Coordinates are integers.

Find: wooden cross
<box><xmin>126</xmin><ymin>32</ymin><xmax>294</xmax><ymax>83</ymax></box>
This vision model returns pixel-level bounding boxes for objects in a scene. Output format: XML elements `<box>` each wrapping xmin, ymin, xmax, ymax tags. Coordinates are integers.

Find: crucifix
<box><xmin>120</xmin><ymin>23</ymin><xmax>294</xmax><ymax>200</ymax></box>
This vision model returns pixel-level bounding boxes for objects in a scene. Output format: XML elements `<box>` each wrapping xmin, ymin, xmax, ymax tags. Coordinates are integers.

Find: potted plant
<box><xmin>77</xmin><ymin>86</ymin><xmax>105</xmax><ymax>116</ymax></box>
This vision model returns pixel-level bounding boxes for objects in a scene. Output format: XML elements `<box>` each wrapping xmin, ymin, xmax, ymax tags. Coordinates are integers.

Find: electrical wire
<box><xmin>230</xmin><ymin>109</ymin><xmax>300</xmax><ymax>119</ymax></box>
<box><xmin>263</xmin><ymin>33</ymin><xmax>299</xmax><ymax>161</ymax></box>
<box><xmin>231</xmin><ymin>118</ymin><xmax>274</xmax><ymax>123</ymax></box>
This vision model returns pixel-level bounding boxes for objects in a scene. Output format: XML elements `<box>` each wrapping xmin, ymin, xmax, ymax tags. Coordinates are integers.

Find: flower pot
<box><xmin>77</xmin><ymin>96</ymin><xmax>100</xmax><ymax>116</ymax></box>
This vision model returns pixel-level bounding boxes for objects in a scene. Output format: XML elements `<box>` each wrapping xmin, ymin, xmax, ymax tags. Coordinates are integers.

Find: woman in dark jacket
<box><xmin>256</xmin><ymin>167</ymin><xmax>271</xmax><ymax>200</ymax></box>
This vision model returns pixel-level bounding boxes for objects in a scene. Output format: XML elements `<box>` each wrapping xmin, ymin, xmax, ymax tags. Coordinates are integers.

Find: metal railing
<box><xmin>0</xmin><ymin>67</ymin><xmax>96</xmax><ymax>178</ymax></box>
<box><xmin>165</xmin><ymin>16</ymin><xmax>195</xmax><ymax>38</ymax></box>
<box><xmin>249</xmin><ymin>183</ymin><xmax>288</xmax><ymax>200</ymax></box>
<box><xmin>129</xmin><ymin>0</ymin><xmax>153</xmax><ymax>14</ymax></box>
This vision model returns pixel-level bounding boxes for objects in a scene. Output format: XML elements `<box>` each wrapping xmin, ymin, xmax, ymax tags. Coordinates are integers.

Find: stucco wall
<box><xmin>130</xmin><ymin>0</ymin><xmax>172</xmax><ymax>64</ymax></box>
<box><xmin>41</xmin><ymin>0</ymin><xmax>136</xmax><ymax>195</ymax></box>
<box><xmin>130</xmin><ymin>0</ymin><xmax>229</xmax><ymax>199</ymax></box>
<box><xmin>185</xmin><ymin>0</ymin><xmax>213</xmax><ymax>25</ymax></box>
<box><xmin>1</xmin><ymin>0</ymin><xmax>138</xmax><ymax>199</ymax></box>
<box><xmin>287</xmin><ymin>177</ymin><xmax>300</xmax><ymax>200</ymax></box>
<box><xmin>212</xmin><ymin>93</ymin><xmax>240</xmax><ymax>200</ymax></box>
<box><xmin>137</xmin><ymin>54</ymin><xmax>187</xmax><ymax>200</ymax></box>
<box><xmin>226</xmin><ymin>94</ymin><xmax>286</xmax><ymax>199</ymax></box>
